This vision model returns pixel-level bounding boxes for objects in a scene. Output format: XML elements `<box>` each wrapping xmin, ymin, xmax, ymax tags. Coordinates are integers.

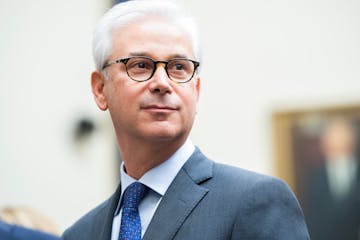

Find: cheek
<box><xmin>105</xmin><ymin>77</ymin><xmax>136</xmax><ymax>103</ymax></box>
<box><xmin>181</xmin><ymin>91</ymin><xmax>198</xmax><ymax>118</ymax></box>
<box><xmin>104</xmin><ymin>82</ymin><xmax>126</xmax><ymax>114</ymax></box>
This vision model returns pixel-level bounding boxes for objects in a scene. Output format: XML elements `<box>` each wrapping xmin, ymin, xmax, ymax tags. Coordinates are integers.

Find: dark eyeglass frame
<box><xmin>102</xmin><ymin>56</ymin><xmax>200</xmax><ymax>83</ymax></box>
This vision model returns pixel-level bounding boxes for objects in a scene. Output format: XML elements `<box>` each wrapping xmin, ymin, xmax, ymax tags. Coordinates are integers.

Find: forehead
<box><xmin>110</xmin><ymin>17</ymin><xmax>195</xmax><ymax>60</ymax></box>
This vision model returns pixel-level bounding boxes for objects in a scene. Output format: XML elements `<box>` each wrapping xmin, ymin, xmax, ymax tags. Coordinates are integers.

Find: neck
<box><xmin>118</xmin><ymin>137</ymin><xmax>186</xmax><ymax>180</ymax></box>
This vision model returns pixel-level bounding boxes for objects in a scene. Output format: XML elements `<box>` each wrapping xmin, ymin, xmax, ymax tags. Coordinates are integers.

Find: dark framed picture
<box><xmin>272</xmin><ymin>103</ymin><xmax>360</xmax><ymax>240</ymax></box>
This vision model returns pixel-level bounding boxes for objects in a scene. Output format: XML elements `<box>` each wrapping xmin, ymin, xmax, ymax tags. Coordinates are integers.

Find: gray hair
<box><xmin>92</xmin><ymin>0</ymin><xmax>201</xmax><ymax>72</ymax></box>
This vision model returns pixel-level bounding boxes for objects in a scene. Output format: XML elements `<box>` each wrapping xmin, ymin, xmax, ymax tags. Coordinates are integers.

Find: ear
<box><xmin>195</xmin><ymin>76</ymin><xmax>201</xmax><ymax>101</ymax></box>
<box><xmin>91</xmin><ymin>71</ymin><xmax>108</xmax><ymax>111</ymax></box>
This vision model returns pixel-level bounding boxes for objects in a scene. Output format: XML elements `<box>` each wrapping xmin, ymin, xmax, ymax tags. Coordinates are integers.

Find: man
<box><xmin>0</xmin><ymin>221</ymin><xmax>59</xmax><ymax>240</ymax></box>
<box><xmin>62</xmin><ymin>0</ymin><xmax>309</xmax><ymax>239</ymax></box>
<box><xmin>304</xmin><ymin>118</ymin><xmax>360</xmax><ymax>240</ymax></box>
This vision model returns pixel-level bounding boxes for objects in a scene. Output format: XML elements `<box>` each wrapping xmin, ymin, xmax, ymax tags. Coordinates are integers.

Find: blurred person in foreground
<box><xmin>0</xmin><ymin>206</ymin><xmax>60</xmax><ymax>240</ymax></box>
<box><xmin>304</xmin><ymin>118</ymin><xmax>360</xmax><ymax>240</ymax></box>
<box><xmin>61</xmin><ymin>0</ymin><xmax>309</xmax><ymax>239</ymax></box>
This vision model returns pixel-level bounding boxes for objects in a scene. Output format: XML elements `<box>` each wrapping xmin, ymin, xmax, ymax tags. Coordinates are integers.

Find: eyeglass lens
<box><xmin>125</xmin><ymin>57</ymin><xmax>195</xmax><ymax>82</ymax></box>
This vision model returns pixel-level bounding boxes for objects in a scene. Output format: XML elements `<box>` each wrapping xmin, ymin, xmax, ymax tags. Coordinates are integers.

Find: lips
<box><xmin>140</xmin><ymin>103</ymin><xmax>180</xmax><ymax>113</ymax></box>
<box><xmin>142</xmin><ymin>104</ymin><xmax>177</xmax><ymax>110</ymax></box>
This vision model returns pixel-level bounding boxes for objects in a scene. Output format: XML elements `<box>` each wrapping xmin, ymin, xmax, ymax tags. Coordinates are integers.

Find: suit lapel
<box><xmin>143</xmin><ymin>148</ymin><xmax>213</xmax><ymax>240</ymax></box>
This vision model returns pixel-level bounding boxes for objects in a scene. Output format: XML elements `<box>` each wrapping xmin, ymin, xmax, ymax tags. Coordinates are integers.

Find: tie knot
<box><xmin>122</xmin><ymin>182</ymin><xmax>148</xmax><ymax>209</ymax></box>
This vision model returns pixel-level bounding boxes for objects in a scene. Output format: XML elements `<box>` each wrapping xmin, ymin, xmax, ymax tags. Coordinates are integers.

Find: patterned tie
<box><xmin>119</xmin><ymin>182</ymin><xmax>148</xmax><ymax>240</ymax></box>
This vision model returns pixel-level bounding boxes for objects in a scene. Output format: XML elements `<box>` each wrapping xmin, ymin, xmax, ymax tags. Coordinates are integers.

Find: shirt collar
<box><xmin>114</xmin><ymin>139</ymin><xmax>195</xmax><ymax>216</ymax></box>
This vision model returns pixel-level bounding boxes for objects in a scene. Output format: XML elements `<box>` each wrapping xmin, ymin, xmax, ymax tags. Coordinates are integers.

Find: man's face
<box><xmin>92</xmin><ymin>17</ymin><xmax>200</xmax><ymax>145</ymax></box>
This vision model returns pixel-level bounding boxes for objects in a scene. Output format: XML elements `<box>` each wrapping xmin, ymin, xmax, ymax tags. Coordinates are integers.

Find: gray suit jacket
<box><xmin>62</xmin><ymin>148</ymin><xmax>309</xmax><ymax>240</ymax></box>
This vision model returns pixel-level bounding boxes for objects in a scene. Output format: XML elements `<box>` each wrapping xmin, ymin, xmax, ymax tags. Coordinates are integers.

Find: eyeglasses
<box><xmin>102</xmin><ymin>56</ymin><xmax>200</xmax><ymax>83</ymax></box>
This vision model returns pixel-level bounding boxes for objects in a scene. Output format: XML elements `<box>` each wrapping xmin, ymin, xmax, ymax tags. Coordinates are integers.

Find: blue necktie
<box><xmin>119</xmin><ymin>182</ymin><xmax>148</xmax><ymax>240</ymax></box>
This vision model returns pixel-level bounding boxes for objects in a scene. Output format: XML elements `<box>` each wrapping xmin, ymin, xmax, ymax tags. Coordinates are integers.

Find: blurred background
<box><xmin>0</xmin><ymin>0</ymin><xmax>360</xmax><ymax>238</ymax></box>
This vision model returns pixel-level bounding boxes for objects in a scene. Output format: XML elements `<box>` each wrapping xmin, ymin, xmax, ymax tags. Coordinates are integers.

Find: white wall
<box><xmin>186</xmin><ymin>0</ymin><xmax>360</xmax><ymax>173</ymax></box>
<box><xmin>0</xmin><ymin>0</ymin><xmax>116</xmax><ymax>231</ymax></box>
<box><xmin>1</xmin><ymin>0</ymin><xmax>359</xmax><ymax>232</ymax></box>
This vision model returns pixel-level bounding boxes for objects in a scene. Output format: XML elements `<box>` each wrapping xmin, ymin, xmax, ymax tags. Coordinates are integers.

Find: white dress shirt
<box><xmin>111</xmin><ymin>139</ymin><xmax>195</xmax><ymax>240</ymax></box>
<box><xmin>325</xmin><ymin>156</ymin><xmax>357</xmax><ymax>200</ymax></box>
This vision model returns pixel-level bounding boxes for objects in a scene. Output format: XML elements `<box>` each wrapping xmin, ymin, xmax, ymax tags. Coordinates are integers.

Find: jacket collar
<box><xmin>143</xmin><ymin>147</ymin><xmax>213</xmax><ymax>240</ymax></box>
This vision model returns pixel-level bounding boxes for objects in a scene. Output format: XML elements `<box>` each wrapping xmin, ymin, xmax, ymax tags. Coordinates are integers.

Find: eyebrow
<box><xmin>128</xmin><ymin>52</ymin><xmax>189</xmax><ymax>59</ymax></box>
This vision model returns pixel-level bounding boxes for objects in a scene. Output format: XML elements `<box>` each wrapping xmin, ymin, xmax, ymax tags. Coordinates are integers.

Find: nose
<box><xmin>148</xmin><ymin>64</ymin><xmax>172</xmax><ymax>95</ymax></box>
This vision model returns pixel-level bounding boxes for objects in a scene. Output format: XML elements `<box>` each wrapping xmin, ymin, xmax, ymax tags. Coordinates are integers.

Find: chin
<box><xmin>147</xmin><ymin>130</ymin><xmax>180</xmax><ymax>141</ymax></box>
<box><xmin>136</xmin><ymin>120</ymin><xmax>189</xmax><ymax>142</ymax></box>
<box><xmin>143</xmin><ymin>126</ymin><xmax>184</xmax><ymax>142</ymax></box>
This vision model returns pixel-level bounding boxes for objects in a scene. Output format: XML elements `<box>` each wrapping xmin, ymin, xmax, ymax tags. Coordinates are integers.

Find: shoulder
<box><xmin>199</xmin><ymin>155</ymin><xmax>291</xmax><ymax>197</ymax></box>
<box><xmin>210</xmin><ymin>163</ymin><xmax>309</xmax><ymax>239</ymax></box>
<box><xmin>61</xmin><ymin>197</ymin><xmax>112</xmax><ymax>240</ymax></box>
<box><xmin>191</xmin><ymin>150</ymin><xmax>309</xmax><ymax>239</ymax></box>
<box><xmin>210</xmin><ymin>160</ymin><xmax>303</xmax><ymax>214</ymax></box>
<box><xmin>186</xmin><ymin>147</ymin><xmax>299</xmax><ymax>204</ymax></box>
<box><xmin>186</xmin><ymin>148</ymin><xmax>285</xmax><ymax>186</ymax></box>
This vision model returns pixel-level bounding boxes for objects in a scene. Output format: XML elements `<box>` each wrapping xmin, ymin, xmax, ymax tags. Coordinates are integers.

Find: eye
<box><xmin>174</xmin><ymin>63</ymin><xmax>184</xmax><ymax>70</ymax></box>
<box><xmin>167</xmin><ymin>59</ymin><xmax>194</xmax><ymax>82</ymax></box>
<box><xmin>168</xmin><ymin>59</ymin><xmax>191</xmax><ymax>73</ymax></box>
<box><xmin>133</xmin><ymin>61</ymin><xmax>152</xmax><ymax>69</ymax></box>
<box><xmin>127</xmin><ymin>58</ymin><xmax>153</xmax><ymax>70</ymax></box>
<box><xmin>136</xmin><ymin>61</ymin><xmax>146</xmax><ymax>68</ymax></box>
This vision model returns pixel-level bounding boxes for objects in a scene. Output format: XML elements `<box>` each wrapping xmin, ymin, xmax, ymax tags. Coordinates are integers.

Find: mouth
<box><xmin>141</xmin><ymin>104</ymin><xmax>179</xmax><ymax>113</ymax></box>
